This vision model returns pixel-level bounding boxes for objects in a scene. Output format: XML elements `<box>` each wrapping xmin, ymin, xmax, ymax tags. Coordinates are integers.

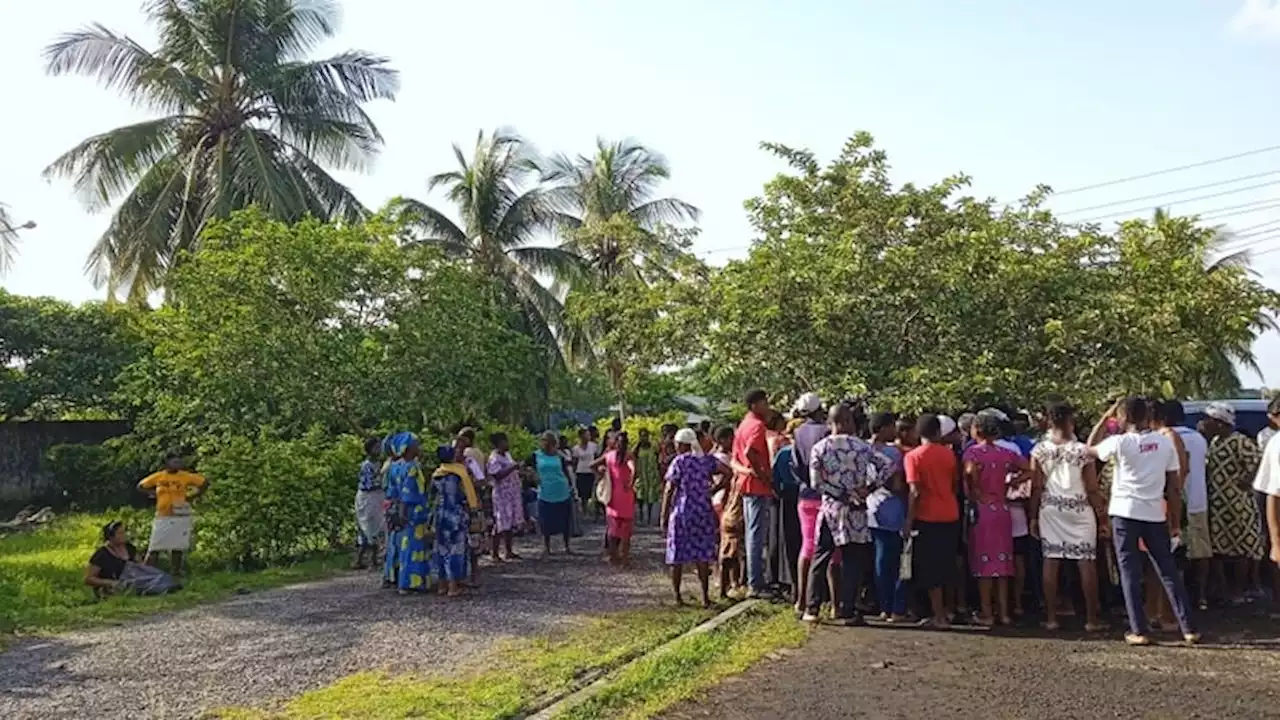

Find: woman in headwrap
<box><xmin>1203</xmin><ymin>402</ymin><xmax>1265</xmax><ymax>603</ymax></box>
<box><xmin>384</xmin><ymin>432</ymin><xmax>432</xmax><ymax>594</ymax></box>
<box><xmin>662</xmin><ymin>427</ymin><xmax>734</xmax><ymax>607</ymax></box>
<box><xmin>428</xmin><ymin>445</ymin><xmax>479</xmax><ymax>597</ymax></box>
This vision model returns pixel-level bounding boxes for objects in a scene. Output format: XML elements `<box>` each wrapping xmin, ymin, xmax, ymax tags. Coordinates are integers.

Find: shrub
<box><xmin>594</xmin><ymin>412</ymin><xmax>694</xmax><ymax>443</ymax></box>
<box><xmin>195</xmin><ymin>429</ymin><xmax>363</xmax><ymax>568</ymax></box>
<box><xmin>43</xmin><ymin>438</ymin><xmax>156</xmax><ymax>511</ymax></box>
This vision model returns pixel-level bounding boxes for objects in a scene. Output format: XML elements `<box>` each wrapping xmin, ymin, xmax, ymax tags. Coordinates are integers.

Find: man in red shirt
<box><xmin>734</xmin><ymin>388</ymin><xmax>775</xmax><ymax>596</ymax></box>
<box><xmin>904</xmin><ymin>414</ymin><xmax>960</xmax><ymax>629</ymax></box>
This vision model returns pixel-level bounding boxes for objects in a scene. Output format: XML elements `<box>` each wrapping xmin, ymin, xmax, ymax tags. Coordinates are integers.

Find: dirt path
<box><xmin>1</xmin><ymin>524</ymin><xmax>671</xmax><ymax>720</ymax></box>
<box><xmin>662</xmin><ymin>610</ymin><xmax>1280</xmax><ymax>719</ymax></box>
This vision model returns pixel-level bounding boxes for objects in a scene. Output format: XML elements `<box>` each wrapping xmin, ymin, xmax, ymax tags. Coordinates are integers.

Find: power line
<box><xmin>1061</xmin><ymin>170</ymin><xmax>1280</xmax><ymax>217</ymax></box>
<box><xmin>1198</xmin><ymin>198</ymin><xmax>1280</xmax><ymax>220</ymax></box>
<box><xmin>1076</xmin><ymin>178</ymin><xmax>1280</xmax><ymax>223</ymax></box>
<box><xmin>1224</xmin><ymin>218</ymin><xmax>1280</xmax><ymax>237</ymax></box>
<box><xmin>1051</xmin><ymin>144</ymin><xmax>1280</xmax><ymax>197</ymax></box>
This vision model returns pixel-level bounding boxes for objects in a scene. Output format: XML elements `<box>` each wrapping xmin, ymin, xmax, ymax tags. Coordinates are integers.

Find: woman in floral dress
<box><xmin>963</xmin><ymin>413</ymin><xmax>1027</xmax><ymax>626</ymax></box>
<box><xmin>428</xmin><ymin>445</ymin><xmax>477</xmax><ymax>598</ymax></box>
<box><xmin>1030</xmin><ymin>403</ymin><xmax>1106</xmax><ymax>631</ymax></box>
<box><xmin>487</xmin><ymin>432</ymin><xmax>525</xmax><ymax>561</ymax></box>
<box><xmin>662</xmin><ymin>428</ymin><xmax>734</xmax><ymax>607</ymax></box>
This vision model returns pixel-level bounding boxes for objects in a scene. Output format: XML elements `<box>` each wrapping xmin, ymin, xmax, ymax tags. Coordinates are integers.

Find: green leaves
<box><xmin>702</xmin><ymin>133</ymin><xmax>1280</xmax><ymax>413</ymax></box>
<box><xmin>43</xmin><ymin>0</ymin><xmax>398</xmax><ymax>298</ymax></box>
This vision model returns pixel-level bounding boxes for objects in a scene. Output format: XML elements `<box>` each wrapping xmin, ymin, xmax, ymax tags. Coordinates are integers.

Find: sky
<box><xmin>3</xmin><ymin>0</ymin><xmax>1280</xmax><ymax>387</ymax></box>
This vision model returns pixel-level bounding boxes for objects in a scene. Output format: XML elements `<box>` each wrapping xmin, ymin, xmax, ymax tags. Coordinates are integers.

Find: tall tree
<box><xmin>390</xmin><ymin>129</ymin><xmax>582</xmax><ymax>357</ymax></box>
<box><xmin>537</xmin><ymin>139</ymin><xmax>700</xmax><ymax>370</ymax></box>
<box><xmin>540</xmin><ymin>138</ymin><xmax>700</xmax><ymax>283</ymax></box>
<box><xmin>43</xmin><ymin>0</ymin><xmax>399</xmax><ymax>299</ymax></box>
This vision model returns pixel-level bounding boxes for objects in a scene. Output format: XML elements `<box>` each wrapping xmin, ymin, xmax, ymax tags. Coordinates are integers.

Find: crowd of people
<box><xmin>84</xmin><ymin>391</ymin><xmax>1280</xmax><ymax>648</ymax></box>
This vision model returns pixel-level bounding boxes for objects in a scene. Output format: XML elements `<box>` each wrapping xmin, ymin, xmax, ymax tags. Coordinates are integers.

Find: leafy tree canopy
<box><xmin>703</xmin><ymin>132</ymin><xmax>1280</xmax><ymax>413</ymax></box>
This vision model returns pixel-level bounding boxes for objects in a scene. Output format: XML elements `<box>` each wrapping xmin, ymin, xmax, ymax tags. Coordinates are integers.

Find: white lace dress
<box><xmin>1031</xmin><ymin>439</ymin><xmax>1097</xmax><ymax>560</ymax></box>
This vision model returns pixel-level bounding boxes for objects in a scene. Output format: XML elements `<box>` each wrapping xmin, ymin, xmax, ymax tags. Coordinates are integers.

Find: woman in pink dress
<box><xmin>594</xmin><ymin>432</ymin><xmax>637</xmax><ymax>566</ymax></box>
<box><xmin>486</xmin><ymin>432</ymin><xmax>525</xmax><ymax>561</ymax></box>
<box><xmin>963</xmin><ymin>413</ymin><xmax>1028</xmax><ymax>626</ymax></box>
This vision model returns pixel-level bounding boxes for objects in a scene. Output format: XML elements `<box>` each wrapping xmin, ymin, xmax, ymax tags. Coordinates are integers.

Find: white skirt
<box><xmin>1040</xmin><ymin>494</ymin><xmax>1097</xmax><ymax>560</ymax></box>
<box><xmin>355</xmin><ymin>489</ymin><xmax>386</xmax><ymax>546</ymax></box>
<box><xmin>149</xmin><ymin>515</ymin><xmax>194</xmax><ymax>552</ymax></box>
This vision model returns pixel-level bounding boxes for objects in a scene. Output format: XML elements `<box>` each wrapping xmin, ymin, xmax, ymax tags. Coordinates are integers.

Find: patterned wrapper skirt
<box><xmin>355</xmin><ymin>489</ymin><xmax>386</xmax><ymax>547</ymax></box>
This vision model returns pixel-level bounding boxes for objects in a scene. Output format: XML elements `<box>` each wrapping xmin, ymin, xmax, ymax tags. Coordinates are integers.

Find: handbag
<box><xmin>595</xmin><ymin>473</ymin><xmax>612</xmax><ymax>506</ymax></box>
<box><xmin>899</xmin><ymin>537</ymin><xmax>913</xmax><ymax>581</ymax></box>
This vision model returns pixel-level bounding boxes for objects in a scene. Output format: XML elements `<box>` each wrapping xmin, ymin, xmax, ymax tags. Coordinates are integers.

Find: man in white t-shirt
<box><xmin>1088</xmin><ymin>397</ymin><xmax>1198</xmax><ymax>645</ymax></box>
<box><xmin>1154</xmin><ymin>400</ymin><xmax>1212</xmax><ymax>608</ymax></box>
<box><xmin>1255</xmin><ymin>397</ymin><xmax>1280</xmax><ymax>592</ymax></box>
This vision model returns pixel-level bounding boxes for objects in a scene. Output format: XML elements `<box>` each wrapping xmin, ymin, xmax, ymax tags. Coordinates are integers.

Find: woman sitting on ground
<box><xmin>85</xmin><ymin>521</ymin><xmax>179</xmax><ymax>598</ymax></box>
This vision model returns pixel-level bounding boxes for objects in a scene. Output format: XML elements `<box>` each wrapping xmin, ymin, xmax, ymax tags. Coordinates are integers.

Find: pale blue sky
<box><xmin>3</xmin><ymin>0</ymin><xmax>1280</xmax><ymax>387</ymax></box>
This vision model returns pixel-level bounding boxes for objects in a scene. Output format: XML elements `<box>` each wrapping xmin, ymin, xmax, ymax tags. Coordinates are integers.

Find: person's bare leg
<box><xmin>977</xmin><ymin>577</ymin><xmax>994</xmax><ymax>626</ymax></box>
<box><xmin>620</xmin><ymin>536</ymin><xmax>632</xmax><ymax>567</ymax></box>
<box><xmin>929</xmin><ymin>587</ymin><xmax>950</xmax><ymax>628</ymax></box>
<box><xmin>827</xmin><ymin>562</ymin><xmax>842</xmax><ymax>619</ymax></box>
<box><xmin>795</xmin><ymin>556</ymin><xmax>811</xmax><ymax>612</ymax></box>
<box><xmin>1080</xmin><ymin>560</ymin><xmax>1104</xmax><ymax>630</ymax></box>
<box><xmin>1043</xmin><ymin>558</ymin><xmax>1061</xmax><ymax>629</ymax></box>
<box><xmin>719</xmin><ymin>560</ymin><xmax>731</xmax><ymax>598</ymax></box>
<box><xmin>172</xmin><ymin>551</ymin><xmax>185</xmax><ymax>576</ymax></box>
<box><xmin>953</xmin><ymin>555</ymin><xmax>969</xmax><ymax>617</ymax></box>
<box><xmin>696</xmin><ymin>563</ymin><xmax>712</xmax><ymax>607</ymax></box>
<box><xmin>997</xmin><ymin>577</ymin><xmax>1012</xmax><ymax>625</ymax></box>
<box><xmin>1194</xmin><ymin>558</ymin><xmax>1210</xmax><ymax>607</ymax></box>
<box><xmin>1013</xmin><ymin>555</ymin><xmax>1027</xmax><ymax>616</ymax></box>
<box><xmin>543</xmin><ymin>535</ymin><xmax>552</xmax><ymax>555</ymax></box>
<box><xmin>671</xmin><ymin>564</ymin><xmax>684</xmax><ymax>605</ymax></box>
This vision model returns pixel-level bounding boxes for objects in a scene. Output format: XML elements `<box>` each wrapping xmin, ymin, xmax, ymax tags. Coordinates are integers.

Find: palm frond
<box><xmin>629</xmin><ymin>197</ymin><xmax>701</xmax><ymax>228</ymax></box>
<box><xmin>42</xmin><ymin>116</ymin><xmax>184</xmax><ymax>210</ymax></box>
<box><xmin>43</xmin><ymin>24</ymin><xmax>204</xmax><ymax>113</ymax></box>
<box><xmin>508</xmin><ymin>245</ymin><xmax>588</xmax><ymax>280</ymax></box>
<box><xmin>387</xmin><ymin>197</ymin><xmax>469</xmax><ymax>249</ymax></box>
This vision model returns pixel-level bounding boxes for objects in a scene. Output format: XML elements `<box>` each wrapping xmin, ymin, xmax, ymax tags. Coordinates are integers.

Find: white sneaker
<box><xmin>801</xmin><ymin>612</ymin><xmax>821</xmax><ymax>623</ymax></box>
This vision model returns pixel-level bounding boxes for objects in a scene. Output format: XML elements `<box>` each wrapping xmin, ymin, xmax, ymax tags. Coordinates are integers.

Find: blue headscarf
<box><xmin>388</xmin><ymin>432</ymin><xmax>418</xmax><ymax>459</ymax></box>
<box><xmin>436</xmin><ymin>445</ymin><xmax>455</xmax><ymax>464</ymax></box>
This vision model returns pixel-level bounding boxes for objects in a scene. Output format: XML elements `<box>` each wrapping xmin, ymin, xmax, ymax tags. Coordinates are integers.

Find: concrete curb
<box><xmin>525</xmin><ymin>599</ymin><xmax>764</xmax><ymax>720</ymax></box>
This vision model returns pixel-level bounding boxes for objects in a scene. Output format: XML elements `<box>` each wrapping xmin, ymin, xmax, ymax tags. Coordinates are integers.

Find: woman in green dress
<box><xmin>634</xmin><ymin>428</ymin><xmax>662</xmax><ymax>526</ymax></box>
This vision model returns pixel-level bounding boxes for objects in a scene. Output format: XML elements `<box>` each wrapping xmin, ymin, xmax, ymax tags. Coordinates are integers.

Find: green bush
<box><xmin>196</xmin><ymin>429</ymin><xmax>363</xmax><ymax>568</ymax></box>
<box><xmin>43</xmin><ymin>438</ymin><xmax>156</xmax><ymax>511</ymax></box>
<box><xmin>594</xmin><ymin>412</ymin><xmax>694</xmax><ymax>443</ymax></box>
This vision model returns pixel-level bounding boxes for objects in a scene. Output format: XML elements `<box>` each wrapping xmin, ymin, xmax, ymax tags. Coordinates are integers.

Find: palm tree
<box><xmin>539</xmin><ymin>138</ymin><xmax>700</xmax><ymax>284</ymax></box>
<box><xmin>0</xmin><ymin>203</ymin><xmax>36</xmax><ymax>276</ymax></box>
<box><xmin>536</xmin><ymin>139</ymin><xmax>700</xmax><ymax>371</ymax></box>
<box><xmin>43</xmin><ymin>0</ymin><xmax>399</xmax><ymax>299</ymax></box>
<box><xmin>389</xmin><ymin>129</ymin><xmax>583</xmax><ymax>358</ymax></box>
<box><xmin>1152</xmin><ymin>208</ymin><xmax>1278</xmax><ymax>395</ymax></box>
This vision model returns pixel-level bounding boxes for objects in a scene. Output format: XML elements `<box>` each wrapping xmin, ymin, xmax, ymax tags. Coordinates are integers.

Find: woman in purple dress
<box><xmin>662</xmin><ymin>428</ymin><xmax>734</xmax><ymax>607</ymax></box>
<box><xmin>963</xmin><ymin>413</ymin><xmax>1029</xmax><ymax>626</ymax></box>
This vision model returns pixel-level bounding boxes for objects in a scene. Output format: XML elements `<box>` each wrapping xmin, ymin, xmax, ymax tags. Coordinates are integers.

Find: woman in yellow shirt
<box><xmin>137</xmin><ymin>453</ymin><xmax>208</xmax><ymax>575</ymax></box>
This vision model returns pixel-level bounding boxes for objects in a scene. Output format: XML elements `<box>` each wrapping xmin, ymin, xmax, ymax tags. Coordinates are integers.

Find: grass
<box><xmin>213</xmin><ymin>605</ymin><xmax>723</xmax><ymax>720</ymax></box>
<box><xmin>554</xmin><ymin>603</ymin><xmax>807</xmax><ymax>720</ymax></box>
<box><xmin>0</xmin><ymin>511</ymin><xmax>349</xmax><ymax>637</ymax></box>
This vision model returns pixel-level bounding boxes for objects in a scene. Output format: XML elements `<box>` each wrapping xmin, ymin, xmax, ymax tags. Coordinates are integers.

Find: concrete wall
<box><xmin>0</xmin><ymin>421</ymin><xmax>129</xmax><ymax>510</ymax></box>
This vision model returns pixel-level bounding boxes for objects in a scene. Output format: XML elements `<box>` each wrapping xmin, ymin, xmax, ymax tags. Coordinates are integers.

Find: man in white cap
<box><xmin>1088</xmin><ymin>396</ymin><xmax>1198</xmax><ymax>645</ymax></box>
<box><xmin>1201</xmin><ymin>401</ymin><xmax>1265</xmax><ymax>603</ymax></box>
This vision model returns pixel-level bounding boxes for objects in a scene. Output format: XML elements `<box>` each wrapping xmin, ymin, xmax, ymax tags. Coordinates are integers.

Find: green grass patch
<box><xmin>213</xmin><ymin>605</ymin><xmax>722</xmax><ymax>719</ymax></box>
<box><xmin>0</xmin><ymin>511</ymin><xmax>349</xmax><ymax>637</ymax></box>
<box><xmin>555</xmin><ymin>604</ymin><xmax>808</xmax><ymax>720</ymax></box>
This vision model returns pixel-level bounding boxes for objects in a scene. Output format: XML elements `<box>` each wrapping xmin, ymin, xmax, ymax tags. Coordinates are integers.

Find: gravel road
<box><xmin>1</xmin><ymin>524</ymin><xmax>671</xmax><ymax>720</ymax></box>
<box><xmin>661</xmin><ymin>608</ymin><xmax>1280</xmax><ymax>719</ymax></box>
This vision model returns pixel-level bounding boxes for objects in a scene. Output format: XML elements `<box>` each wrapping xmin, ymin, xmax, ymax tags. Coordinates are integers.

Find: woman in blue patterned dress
<box><xmin>429</xmin><ymin>445</ymin><xmax>476</xmax><ymax>598</ymax></box>
<box><xmin>384</xmin><ymin>432</ymin><xmax>433</xmax><ymax>593</ymax></box>
<box><xmin>662</xmin><ymin>428</ymin><xmax>734</xmax><ymax>607</ymax></box>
